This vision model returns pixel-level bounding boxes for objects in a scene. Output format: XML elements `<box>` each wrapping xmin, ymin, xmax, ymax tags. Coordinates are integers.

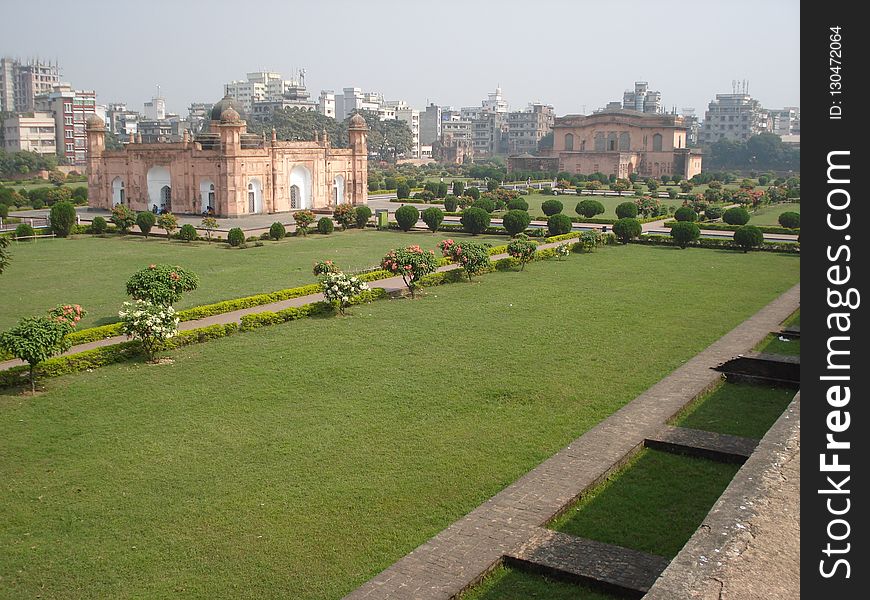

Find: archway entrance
<box><xmin>248</xmin><ymin>178</ymin><xmax>264</xmax><ymax>214</ymax></box>
<box><xmin>146</xmin><ymin>166</ymin><xmax>171</xmax><ymax>213</ymax></box>
<box><xmin>288</xmin><ymin>165</ymin><xmax>312</xmax><ymax>210</ymax></box>
<box><xmin>112</xmin><ymin>177</ymin><xmax>125</xmax><ymax>205</ymax></box>
<box><xmin>333</xmin><ymin>175</ymin><xmax>346</xmax><ymax>206</ymax></box>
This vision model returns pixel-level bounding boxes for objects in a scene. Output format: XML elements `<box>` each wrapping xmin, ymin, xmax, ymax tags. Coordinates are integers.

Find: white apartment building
<box><xmin>2</xmin><ymin>112</ymin><xmax>56</xmax><ymax>156</ymax></box>
<box><xmin>318</xmin><ymin>90</ymin><xmax>336</xmax><ymax>118</ymax></box>
<box><xmin>385</xmin><ymin>100</ymin><xmax>421</xmax><ymax>158</ymax></box>
<box><xmin>700</xmin><ymin>93</ymin><xmax>771</xmax><ymax>144</ymax></box>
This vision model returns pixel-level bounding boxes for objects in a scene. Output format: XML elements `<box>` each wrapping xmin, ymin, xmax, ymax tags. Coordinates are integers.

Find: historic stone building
<box><xmin>550</xmin><ymin>109</ymin><xmax>702</xmax><ymax>180</ymax></box>
<box><xmin>86</xmin><ymin>96</ymin><xmax>368</xmax><ymax>217</ymax></box>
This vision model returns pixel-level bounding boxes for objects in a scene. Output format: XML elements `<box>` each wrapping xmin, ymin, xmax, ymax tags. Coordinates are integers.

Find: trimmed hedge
<box><xmin>633</xmin><ymin>234</ymin><xmax>800</xmax><ymax>253</ymax></box>
<box><xmin>239</xmin><ymin>289</ymin><xmax>388</xmax><ymax>330</ymax></box>
<box><xmin>661</xmin><ymin>221</ymin><xmax>799</xmax><ymax>235</ymax></box>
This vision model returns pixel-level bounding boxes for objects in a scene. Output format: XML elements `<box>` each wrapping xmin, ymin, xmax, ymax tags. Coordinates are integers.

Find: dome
<box><xmin>348</xmin><ymin>113</ymin><xmax>367</xmax><ymax>129</ymax></box>
<box><xmin>220</xmin><ymin>107</ymin><xmax>241</xmax><ymax>123</ymax></box>
<box><xmin>210</xmin><ymin>95</ymin><xmax>243</xmax><ymax>121</ymax></box>
<box><xmin>86</xmin><ymin>114</ymin><xmax>105</xmax><ymax>129</ymax></box>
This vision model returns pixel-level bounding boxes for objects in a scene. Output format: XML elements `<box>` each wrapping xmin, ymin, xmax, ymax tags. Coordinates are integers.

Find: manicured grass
<box><xmin>0</xmin><ymin>245</ymin><xmax>799</xmax><ymax>598</ymax></box>
<box><xmin>550</xmin><ymin>449</ymin><xmax>739</xmax><ymax>558</ymax></box>
<box><xmin>754</xmin><ymin>334</ymin><xmax>800</xmax><ymax>355</ymax></box>
<box><xmin>748</xmin><ymin>203</ymin><xmax>800</xmax><ymax>226</ymax></box>
<box><xmin>673</xmin><ymin>382</ymin><xmax>795</xmax><ymax>439</ymax></box>
<box><xmin>512</xmin><ymin>192</ymin><xmax>683</xmax><ymax>220</ymax></box>
<box><xmin>0</xmin><ymin>229</ymin><xmax>507</xmax><ymax>329</ymax></box>
<box><xmin>783</xmin><ymin>308</ymin><xmax>800</xmax><ymax>327</ymax></box>
<box><xmin>461</xmin><ymin>566</ymin><xmax>619</xmax><ymax>600</ymax></box>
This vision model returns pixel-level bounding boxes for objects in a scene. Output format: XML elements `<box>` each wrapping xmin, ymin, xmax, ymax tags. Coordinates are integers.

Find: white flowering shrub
<box><xmin>320</xmin><ymin>271</ymin><xmax>369</xmax><ymax>315</ymax></box>
<box><xmin>119</xmin><ymin>299</ymin><xmax>179</xmax><ymax>361</ymax></box>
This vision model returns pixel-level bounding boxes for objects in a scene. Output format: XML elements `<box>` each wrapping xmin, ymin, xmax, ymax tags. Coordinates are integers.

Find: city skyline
<box><xmin>1</xmin><ymin>0</ymin><xmax>800</xmax><ymax>117</ymax></box>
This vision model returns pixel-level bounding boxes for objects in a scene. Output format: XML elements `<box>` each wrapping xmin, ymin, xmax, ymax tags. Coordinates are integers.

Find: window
<box><xmin>65</xmin><ymin>143</ymin><xmax>74</xmax><ymax>152</ymax></box>
<box><xmin>652</xmin><ymin>133</ymin><xmax>663</xmax><ymax>151</ymax></box>
<box><xmin>564</xmin><ymin>133</ymin><xmax>574</xmax><ymax>151</ymax></box>
<box><xmin>64</xmin><ymin>116</ymin><xmax>73</xmax><ymax>125</ymax></box>
<box><xmin>64</xmin><ymin>103</ymin><xmax>72</xmax><ymax>113</ymax></box>
<box><xmin>65</xmin><ymin>130</ymin><xmax>73</xmax><ymax>138</ymax></box>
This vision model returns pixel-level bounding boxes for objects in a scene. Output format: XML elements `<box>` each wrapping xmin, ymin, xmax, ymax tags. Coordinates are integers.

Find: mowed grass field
<box><xmin>747</xmin><ymin>202</ymin><xmax>801</xmax><ymax>226</ymax></box>
<box><xmin>0</xmin><ymin>230</ymin><xmax>507</xmax><ymax>329</ymax></box>
<box><xmin>0</xmin><ymin>245</ymin><xmax>799</xmax><ymax>599</ymax></box>
<box><xmin>515</xmin><ymin>192</ymin><xmax>686</xmax><ymax>220</ymax></box>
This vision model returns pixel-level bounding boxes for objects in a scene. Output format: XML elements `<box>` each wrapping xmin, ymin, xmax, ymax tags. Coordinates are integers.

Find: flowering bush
<box><xmin>441</xmin><ymin>240</ymin><xmax>490</xmax><ymax>280</ymax></box>
<box><xmin>157</xmin><ymin>212</ymin><xmax>178</xmax><ymax>240</ymax></box>
<box><xmin>577</xmin><ymin>230</ymin><xmax>603</xmax><ymax>253</ymax></box>
<box><xmin>119</xmin><ymin>300</ymin><xmax>179</xmax><ymax>361</ymax></box>
<box><xmin>126</xmin><ymin>264</ymin><xmax>199</xmax><ymax>306</ymax></box>
<box><xmin>506</xmin><ymin>236</ymin><xmax>537</xmax><ymax>270</ymax></box>
<box><xmin>320</xmin><ymin>271</ymin><xmax>369</xmax><ymax>315</ymax></box>
<box><xmin>0</xmin><ymin>316</ymin><xmax>72</xmax><ymax>392</ymax></box>
<box><xmin>381</xmin><ymin>245</ymin><xmax>438</xmax><ymax>298</ymax></box>
<box><xmin>111</xmin><ymin>204</ymin><xmax>136</xmax><ymax>233</ymax></box>
<box><xmin>634</xmin><ymin>196</ymin><xmax>665</xmax><ymax>217</ymax></box>
<box><xmin>556</xmin><ymin>242</ymin><xmax>571</xmax><ymax>259</ymax></box>
<box><xmin>333</xmin><ymin>204</ymin><xmax>356</xmax><ymax>230</ymax></box>
<box><xmin>313</xmin><ymin>260</ymin><xmax>339</xmax><ymax>276</ymax></box>
<box><xmin>48</xmin><ymin>304</ymin><xmax>87</xmax><ymax>329</ymax></box>
<box><xmin>293</xmin><ymin>210</ymin><xmax>316</xmax><ymax>236</ymax></box>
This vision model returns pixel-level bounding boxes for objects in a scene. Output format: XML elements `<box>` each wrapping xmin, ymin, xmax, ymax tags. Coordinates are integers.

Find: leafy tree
<box><xmin>49</xmin><ymin>201</ymin><xmax>77</xmax><ymax>237</ymax></box>
<box><xmin>670</xmin><ymin>221</ymin><xmax>700</xmax><ymax>248</ymax></box>
<box><xmin>507</xmin><ymin>236</ymin><xmax>537</xmax><ymax>270</ymax></box>
<box><xmin>421</xmin><ymin>206</ymin><xmax>444</xmax><ymax>232</ymax></box>
<box><xmin>126</xmin><ymin>264</ymin><xmax>199</xmax><ymax>306</ymax></box>
<box><xmin>48</xmin><ymin>170</ymin><xmax>66</xmax><ymax>186</ymax></box>
<box><xmin>547</xmin><ymin>214</ymin><xmax>572</xmax><ymax>235</ymax></box>
<box><xmin>465</xmin><ymin>187</ymin><xmax>481</xmax><ymax>201</ymax></box>
<box><xmin>575</xmin><ymin>199</ymin><xmax>605</xmax><ymax>218</ymax></box>
<box><xmin>460</xmin><ymin>207</ymin><xmax>491</xmax><ymax>235</ymax></box>
<box><xmin>610</xmin><ymin>179</ymin><xmax>630</xmax><ymax>194</ymax></box>
<box><xmin>15</xmin><ymin>223</ymin><xmax>35</xmax><ymax>238</ymax></box>
<box><xmin>396</xmin><ymin>182</ymin><xmax>410</xmax><ymax>199</ymax></box>
<box><xmin>472</xmin><ymin>197</ymin><xmax>496</xmax><ymax>213</ymax></box>
<box><xmin>733</xmin><ymin>225</ymin><xmax>764</xmax><ymax>252</ymax></box>
<box><xmin>436</xmin><ymin>182</ymin><xmax>449</xmax><ymax>198</ymax></box>
<box><xmin>0</xmin><ymin>316</ymin><xmax>72</xmax><ymax>392</ymax></box>
<box><xmin>673</xmin><ymin>206</ymin><xmax>698</xmax><ymax>222</ymax></box>
<box><xmin>778</xmin><ymin>211</ymin><xmax>800</xmax><ymax>229</ymax></box>
<box><xmin>704</xmin><ymin>207</ymin><xmax>723</xmax><ymax>221</ymax></box>
<box><xmin>486</xmin><ymin>180</ymin><xmax>499</xmax><ymax>192</ymax></box>
<box><xmin>71</xmin><ymin>186</ymin><xmax>88</xmax><ymax>203</ymax></box>
<box><xmin>613</xmin><ymin>218</ymin><xmax>642</xmax><ymax>244</ymax></box>
<box><xmin>395</xmin><ymin>205</ymin><xmax>420</xmax><ymax>231</ymax></box>
<box><xmin>136</xmin><ymin>211</ymin><xmax>157</xmax><ymax>238</ymax></box>
<box><xmin>355</xmin><ymin>205</ymin><xmax>373</xmax><ymax>228</ymax></box>
<box><xmin>333</xmin><ymin>204</ymin><xmax>356</xmax><ymax>230</ymax></box>
<box><xmin>443</xmin><ymin>196</ymin><xmax>458</xmax><ymax>212</ymax></box>
<box><xmin>615</xmin><ymin>202</ymin><xmax>638</xmax><ymax>219</ymax></box>
<box><xmin>443</xmin><ymin>241</ymin><xmax>491</xmax><ymax>281</ymax></box>
<box><xmin>502</xmin><ymin>209</ymin><xmax>532</xmax><ymax>236</ymax></box>
<box><xmin>380</xmin><ymin>245</ymin><xmax>438</xmax><ymax>298</ymax></box>
<box><xmin>157</xmin><ymin>212</ymin><xmax>178</xmax><ymax>240</ymax></box>
<box><xmin>723</xmin><ymin>207</ymin><xmax>751</xmax><ymax>225</ymax></box>
<box><xmin>45</xmin><ymin>186</ymin><xmax>72</xmax><ymax>205</ymax></box>
<box><xmin>680</xmin><ymin>181</ymin><xmax>694</xmax><ymax>193</ymax></box>
<box><xmin>119</xmin><ymin>300</ymin><xmax>178</xmax><ymax>362</ymax></box>
<box><xmin>506</xmin><ymin>198</ymin><xmax>529</xmax><ymax>211</ymax></box>
<box><xmin>344</xmin><ymin>110</ymin><xmax>413</xmax><ymax>161</ymax></box>
<box><xmin>541</xmin><ymin>199</ymin><xmax>563</xmax><ymax>216</ymax></box>
<box><xmin>293</xmin><ymin>210</ymin><xmax>316</xmax><ymax>236</ymax></box>
<box><xmin>201</xmin><ymin>216</ymin><xmax>218</xmax><ymax>242</ymax></box>
<box><xmin>317</xmin><ymin>217</ymin><xmax>334</xmax><ymax>234</ymax></box>
<box><xmin>178</xmin><ymin>223</ymin><xmax>198</xmax><ymax>242</ymax></box>
<box><xmin>452</xmin><ymin>180</ymin><xmax>465</xmax><ymax>197</ymax></box>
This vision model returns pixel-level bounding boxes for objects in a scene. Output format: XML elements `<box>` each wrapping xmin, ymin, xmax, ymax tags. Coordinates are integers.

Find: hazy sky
<box><xmin>3</xmin><ymin>0</ymin><xmax>799</xmax><ymax>117</ymax></box>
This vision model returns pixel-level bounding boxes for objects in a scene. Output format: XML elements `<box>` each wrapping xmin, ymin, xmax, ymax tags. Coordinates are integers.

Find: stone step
<box><xmin>645</xmin><ymin>425</ymin><xmax>758</xmax><ymax>464</ymax></box>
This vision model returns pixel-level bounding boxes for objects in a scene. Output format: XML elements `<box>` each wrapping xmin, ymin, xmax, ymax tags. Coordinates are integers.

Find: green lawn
<box><xmin>783</xmin><ymin>309</ymin><xmax>801</xmax><ymax>327</ymax></box>
<box><xmin>550</xmin><ymin>449</ymin><xmax>740</xmax><ymax>558</ymax></box>
<box><xmin>748</xmin><ymin>203</ymin><xmax>800</xmax><ymax>226</ymax></box>
<box><xmin>461</xmin><ymin>566</ymin><xmax>619</xmax><ymax>600</ymax></box>
<box><xmin>754</xmin><ymin>334</ymin><xmax>800</xmax><ymax>355</ymax></box>
<box><xmin>673</xmin><ymin>382</ymin><xmax>796</xmax><ymax>439</ymax></box>
<box><xmin>0</xmin><ymin>230</ymin><xmax>507</xmax><ymax>329</ymax></box>
<box><xmin>0</xmin><ymin>245</ymin><xmax>799</xmax><ymax>599</ymax></box>
<box><xmin>512</xmin><ymin>191</ymin><xmax>684</xmax><ymax>220</ymax></box>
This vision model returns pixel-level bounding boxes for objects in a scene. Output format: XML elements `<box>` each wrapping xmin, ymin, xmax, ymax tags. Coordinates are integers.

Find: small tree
<box><xmin>293</xmin><ymin>210</ymin><xmax>316</xmax><ymax>236</ymax></box>
<box><xmin>778</xmin><ymin>211</ymin><xmax>800</xmax><ymax>229</ymax></box>
<box><xmin>443</xmin><ymin>196</ymin><xmax>458</xmax><ymax>212</ymax></box>
<box><xmin>178</xmin><ymin>223</ymin><xmax>198</xmax><ymax>242</ymax></box>
<box><xmin>320</xmin><ymin>271</ymin><xmax>369</xmax><ymax>315</ymax></box>
<box><xmin>157</xmin><ymin>212</ymin><xmax>178</xmax><ymax>240</ymax></box>
<box><xmin>396</xmin><ymin>182</ymin><xmax>410</xmax><ymax>199</ymax></box>
<box><xmin>15</xmin><ymin>223</ymin><xmax>35</xmax><ymax>239</ymax></box>
<box><xmin>673</xmin><ymin>206</ymin><xmax>698</xmax><ymax>222</ymax></box>
<box><xmin>679</xmin><ymin>181</ymin><xmax>694</xmax><ymax>193</ymax></box>
<box><xmin>355</xmin><ymin>205</ymin><xmax>373</xmax><ymax>228</ymax></box>
<box><xmin>615</xmin><ymin>202</ymin><xmax>638</xmax><ymax>219</ymax></box>
<box><xmin>201</xmin><ymin>216</ymin><xmax>218</xmax><ymax>243</ymax></box>
<box><xmin>450</xmin><ymin>180</ymin><xmax>464</xmax><ymax>197</ymax></box>
<box><xmin>136</xmin><ymin>211</ymin><xmax>157</xmax><ymax>238</ymax></box>
<box><xmin>669</xmin><ymin>221</ymin><xmax>700</xmax><ymax>249</ymax></box>
<box><xmin>733</xmin><ymin>225</ymin><xmax>764</xmax><ymax>253</ymax></box>
<box><xmin>613</xmin><ymin>218</ymin><xmax>642</xmax><ymax>244</ymax></box>
<box><xmin>506</xmin><ymin>198</ymin><xmax>529</xmax><ymax>211</ymax></box>
<box><xmin>126</xmin><ymin>264</ymin><xmax>199</xmax><ymax>305</ymax></box>
<box><xmin>472</xmin><ymin>197</ymin><xmax>496</xmax><ymax>213</ymax></box>
<box><xmin>333</xmin><ymin>204</ymin><xmax>356</xmax><ymax>230</ymax></box>
<box><xmin>610</xmin><ymin>179</ymin><xmax>630</xmax><ymax>195</ymax></box>
<box><xmin>460</xmin><ymin>207</ymin><xmax>491</xmax><ymax>235</ymax></box>
<box><xmin>381</xmin><ymin>245</ymin><xmax>438</xmax><ymax>298</ymax></box>
<box><xmin>443</xmin><ymin>241</ymin><xmax>490</xmax><ymax>281</ymax></box>
<box><xmin>502</xmin><ymin>209</ymin><xmax>532</xmax><ymax>236</ymax></box>
<box><xmin>313</xmin><ymin>260</ymin><xmax>339</xmax><ymax>276</ymax></box>
<box><xmin>317</xmin><ymin>217</ymin><xmax>334</xmax><ymax>234</ymax></box>
<box><xmin>421</xmin><ymin>206</ymin><xmax>444</xmax><ymax>232</ymax></box>
<box><xmin>465</xmin><ymin>187</ymin><xmax>481</xmax><ymax>201</ymax></box>
<box><xmin>575</xmin><ymin>199</ymin><xmax>605</xmax><ymax>219</ymax></box>
<box><xmin>436</xmin><ymin>181</ymin><xmax>449</xmax><ymax>198</ymax></box>
<box><xmin>0</xmin><ymin>316</ymin><xmax>72</xmax><ymax>392</ymax></box>
<box><xmin>723</xmin><ymin>207</ymin><xmax>751</xmax><ymax>226</ymax></box>
<box><xmin>119</xmin><ymin>300</ymin><xmax>179</xmax><ymax>362</ymax></box>
<box><xmin>486</xmin><ymin>180</ymin><xmax>498</xmax><ymax>192</ymax></box>
<box><xmin>227</xmin><ymin>227</ymin><xmax>245</xmax><ymax>247</ymax></box>
<box><xmin>267</xmin><ymin>222</ymin><xmax>286</xmax><ymax>240</ymax></box>
<box><xmin>547</xmin><ymin>214</ymin><xmax>572</xmax><ymax>235</ymax></box>
<box><xmin>541</xmin><ymin>199</ymin><xmax>563</xmax><ymax>216</ymax></box>
<box><xmin>111</xmin><ymin>204</ymin><xmax>136</xmax><ymax>233</ymax></box>
<box><xmin>705</xmin><ymin>207</ymin><xmax>723</xmax><ymax>221</ymax></box>
<box><xmin>646</xmin><ymin>179</ymin><xmax>659</xmax><ymax>192</ymax></box>
<box><xmin>507</xmin><ymin>236</ymin><xmax>537</xmax><ymax>270</ymax></box>
<box><xmin>49</xmin><ymin>201</ymin><xmax>77</xmax><ymax>237</ymax></box>
<box><xmin>395</xmin><ymin>205</ymin><xmax>420</xmax><ymax>231</ymax></box>
<box><xmin>89</xmin><ymin>216</ymin><xmax>107</xmax><ymax>235</ymax></box>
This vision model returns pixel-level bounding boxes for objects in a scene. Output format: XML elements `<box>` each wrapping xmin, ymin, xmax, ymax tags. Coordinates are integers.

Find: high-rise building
<box><xmin>2</xmin><ymin>112</ymin><xmax>57</xmax><ymax>156</ymax></box>
<box><xmin>420</xmin><ymin>103</ymin><xmax>442</xmax><ymax>146</ymax></box>
<box><xmin>187</xmin><ymin>102</ymin><xmax>212</xmax><ymax>134</ymax></box>
<box><xmin>143</xmin><ymin>95</ymin><xmax>166</xmax><ymax>120</ymax></box>
<box><xmin>699</xmin><ymin>93</ymin><xmax>771</xmax><ymax>144</ymax></box>
<box><xmin>318</xmin><ymin>90</ymin><xmax>336</xmax><ymax>118</ymax></box>
<box><xmin>679</xmin><ymin>108</ymin><xmax>700</xmax><ymax>146</ymax></box>
<box><xmin>769</xmin><ymin>107</ymin><xmax>800</xmax><ymax>136</ymax></box>
<box><xmin>223</xmin><ymin>70</ymin><xmax>306</xmax><ymax>115</ymax></box>
<box><xmin>0</xmin><ymin>57</ymin><xmax>61</xmax><ymax>112</ymax></box>
<box><xmin>507</xmin><ymin>103</ymin><xmax>554</xmax><ymax>155</ymax></box>
<box><xmin>620</xmin><ymin>81</ymin><xmax>663</xmax><ymax>114</ymax></box>
<box><xmin>0</xmin><ymin>58</ymin><xmax>15</xmax><ymax>112</ymax></box>
<box><xmin>384</xmin><ymin>100</ymin><xmax>420</xmax><ymax>158</ymax></box>
<box><xmin>106</xmin><ymin>103</ymin><xmax>139</xmax><ymax>137</ymax></box>
<box><xmin>35</xmin><ymin>84</ymin><xmax>97</xmax><ymax>166</ymax></box>
<box><xmin>335</xmin><ymin>87</ymin><xmax>384</xmax><ymax>121</ymax></box>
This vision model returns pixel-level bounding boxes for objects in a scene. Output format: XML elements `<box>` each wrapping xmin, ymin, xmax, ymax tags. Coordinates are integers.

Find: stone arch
<box><xmin>618</xmin><ymin>132</ymin><xmax>630</xmax><ymax>151</ymax></box>
<box><xmin>289</xmin><ymin>165</ymin><xmax>312</xmax><ymax>210</ymax></box>
<box><xmin>333</xmin><ymin>174</ymin><xmax>346</xmax><ymax>205</ymax></box>
<box><xmin>594</xmin><ymin>132</ymin><xmax>605</xmax><ymax>151</ymax></box>
<box><xmin>564</xmin><ymin>133</ymin><xmax>574</xmax><ymax>151</ymax></box>
<box><xmin>652</xmin><ymin>133</ymin><xmax>663</xmax><ymax>151</ymax></box>
<box><xmin>111</xmin><ymin>177</ymin><xmax>125</xmax><ymax>205</ymax></box>
<box><xmin>607</xmin><ymin>132</ymin><xmax>617</xmax><ymax>151</ymax></box>
<box><xmin>199</xmin><ymin>178</ymin><xmax>215</xmax><ymax>213</ymax></box>
<box><xmin>146</xmin><ymin>166</ymin><xmax>171</xmax><ymax>212</ymax></box>
<box><xmin>248</xmin><ymin>178</ymin><xmax>264</xmax><ymax>214</ymax></box>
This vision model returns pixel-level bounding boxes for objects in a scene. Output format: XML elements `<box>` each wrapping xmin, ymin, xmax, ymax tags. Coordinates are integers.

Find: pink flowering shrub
<box><xmin>48</xmin><ymin>304</ymin><xmax>87</xmax><ymax>329</ymax></box>
<box><xmin>440</xmin><ymin>240</ymin><xmax>491</xmax><ymax>280</ymax></box>
<box><xmin>380</xmin><ymin>245</ymin><xmax>438</xmax><ymax>298</ymax></box>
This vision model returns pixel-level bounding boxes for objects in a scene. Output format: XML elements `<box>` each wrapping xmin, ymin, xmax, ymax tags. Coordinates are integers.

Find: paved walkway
<box><xmin>343</xmin><ymin>283</ymin><xmax>800</xmax><ymax>599</ymax></box>
<box><xmin>0</xmin><ymin>238</ymin><xmax>575</xmax><ymax>373</ymax></box>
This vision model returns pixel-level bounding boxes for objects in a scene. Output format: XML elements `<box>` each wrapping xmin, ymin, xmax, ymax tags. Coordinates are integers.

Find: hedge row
<box><xmin>633</xmin><ymin>234</ymin><xmax>800</xmax><ymax>253</ymax></box>
<box><xmin>239</xmin><ymin>288</ymin><xmax>388</xmax><ymax>330</ymax></box>
<box><xmin>661</xmin><ymin>220</ymin><xmax>800</xmax><ymax>235</ymax></box>
<box><xmin>419</xmin><ymin>245</ymin><xmax>564</xmax><ymax>287</ymax></box>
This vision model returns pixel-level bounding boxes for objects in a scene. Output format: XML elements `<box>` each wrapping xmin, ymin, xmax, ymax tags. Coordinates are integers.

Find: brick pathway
<box><xmin>344</xmin><ymin>283</ymin><xmax>799</xmax><ymax>600</ymax></box>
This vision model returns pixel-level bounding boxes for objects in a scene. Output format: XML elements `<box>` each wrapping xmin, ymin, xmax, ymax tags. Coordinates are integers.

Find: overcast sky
<box><xmin>3</xmin><ymin>0</ymin><xmax>799</xmax><ymax>117</ymax></box>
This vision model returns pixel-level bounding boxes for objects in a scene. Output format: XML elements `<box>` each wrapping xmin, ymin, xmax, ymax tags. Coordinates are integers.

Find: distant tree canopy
<box><xmin>537</xmin><ymin>131</ymin><xmax>554</xmax><ymax>153</ymax></box>
<box><xmin>705</xmin><ymin>133</ymin><xmax>799</xmax><ymax>171</ymax></box>
<box><xmin>348</xmin><ymin>109</ymin><xmax>413</xmax><ymax>161</ymax></box>
<box><xmin>0</xmin><ymin>149</ymin><xmax>59</xmax><ymax>179</ymax></box>
<box><xmin>104</xmin><ymin>130</ymin><xmax>124</xmax><ymax>151</ymax></box>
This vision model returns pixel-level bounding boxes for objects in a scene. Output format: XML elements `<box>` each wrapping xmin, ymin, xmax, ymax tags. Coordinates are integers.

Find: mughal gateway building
<box><xmin>86</xmin><ymin>96</ymin><xmax>368</xmax><ymax>217</ymax></box>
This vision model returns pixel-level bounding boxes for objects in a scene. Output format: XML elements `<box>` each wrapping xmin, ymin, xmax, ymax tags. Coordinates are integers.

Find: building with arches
<box><xmin>86</xmin><ymin>96</ymin><xmax>368</xmax><ymax>217</ymax></box>
<box><xmin>547</xmin><ymin>109</ymin><xmax>702</xmax><ymax>180</ymax></box>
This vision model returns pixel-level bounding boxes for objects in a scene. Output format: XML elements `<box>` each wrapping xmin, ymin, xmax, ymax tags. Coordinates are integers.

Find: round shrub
<box><xmin>49</xmin><ymin>201</ymin><xmax>77</xmax><ymax>237</ymax></box>
<box><xmin>333</xmin><ymin>204</ymin><xmax>356</xmax><ymax>230</ymax></box>
<box><xmin>421</xmin><ymin>206</ymin><xmax>444</xmax><ymax>232</ymax></box>
<box><xmin>317</xmin><ymin>217</ymin><xmax>334</xmax><ymax>234</ymax></box>
<box><xmin>395</xmin><ymin>205</ymin><xmax>420</xmax><ymax>231</ymax></box>
<box><xmin>733</xmin><ymin>225</ymin><xmax>764</xmax><ymax>252</ymax></box>
<box><xmin>269</xmin><ymin>221</ymin><xmax>286</xmax><ymax>240</ymax></box>
<box><xmin>135</xmin><ymin>211</ymin><xmax>156</xmax><ymax>237</ymax></box>
<box><xmin>472</xmin><ymin>197</ymin><xmax>496</xmax><ymax>213</ymax></box>
<box><xmin>547</xmin><ymin>214</ymin><xmax>572</xmax><ymax>236</ymax></box>
<box><xmin>465</xmin><ymin>187</ymin><xmax>481</xmax><ymax>201</ymax></box>
<box><xmin>15</xmin><ymin>223</ymin><xmax>35</xmax><ymax>238</ymax></box>
<box><xmin>575</xmin><ymin>199</ymin><xmax>605</xmax><ymax>219</ymax></box>
<box><xmin>669</xmin><ymin>221</ymin><xmax>700</xmax><ymax>249</ymax></box>
<box><xmin>673</xmin><ymin>206</ymin><xmax>698</xmax><ymax>222</ymax></box>
<box><xmin>506</xmin><ymin>198</ymin><xmax>529</xmax><ymax>211</ymax></box>
<box><xmin>615</xmin><ymin>201</ymin><xmax>638</xmax><ymax>219</ymax></box>
<box><xmin>443</xmin><ymin>196</ymin><xmax>458</xmax><ymax>212</ymax></box>
<box><xmin>460</xmin><ymin>206</ymin><xmax>491</xmax><ymax>235</ymax></box>
<box><xmin>612</xmin><ymin>218</ymin><xmax>642</xmax><ymax>244</ymax></box>
<box><xmin>778</xmin><ymin>211</ymin><xmax>800</xmax><ymax>229</ymax></box>
<box><xmin>396</xmin><ymin>182</ymin><xmax>410</xmax><ymax>199</ymax></box>
<box><xmin>704</xmin><ymin>206</ymin><xmax>723</xmax><ymax>221</ymax></box>
<box><xmin>91</xmin><ymin>216</ymin><xmax>108</xmax><ymax>234</ymax></box>
<box><xmin>30</xmin><ymin>198</ymin><xmax>44</xmax><ymax>210</ymax></box>
<box><xmin>354</xmin><ymin>205</ymin><xmax>373</xmax><ymax>228</ymax></box>
<box><xmin>502</xmin><ymin>209</ymin><xmax>532</xmax><ymax>236</ymax></box>
<box><xmin>541</xmin><ymin>199</ymin><xmax>563</xmax><ymax>216</ymax></box>
<box><xmin>227</xmin><ymin>227</ymin><xmax>245</xmax><ymax>247</ymax></box>
<box><xmin>723</xmin><ymin>207</ymin><xmax>751</xmax><ymax>225</ymax></box>
<box><xmin>178</xmin><ymin>223</ymin><xmax>198</xmax><ymax>242</ymax></box>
